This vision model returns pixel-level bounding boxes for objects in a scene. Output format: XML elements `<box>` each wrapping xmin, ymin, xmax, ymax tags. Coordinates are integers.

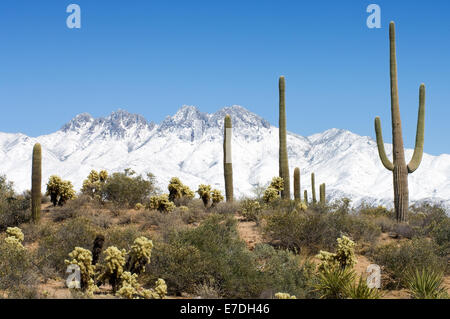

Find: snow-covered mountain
<box><xmin>1</xmin><ymin>105</ymin><xmax>449</xmax><ymax>210</ymax></box>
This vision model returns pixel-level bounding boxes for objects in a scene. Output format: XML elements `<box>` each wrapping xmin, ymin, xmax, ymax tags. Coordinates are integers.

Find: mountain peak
<box><xmin>210</xmin><ymin>105</ymin><xmax>271</xmax><ymax>129</ymax></box>
<box><xmin>61</xmin><ymin>113</ymin><xmax>94</xmax><ymax>132</ymax></box>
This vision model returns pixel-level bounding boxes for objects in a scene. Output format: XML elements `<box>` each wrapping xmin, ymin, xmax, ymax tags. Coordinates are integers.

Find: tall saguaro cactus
<box><xmin>374</xmin><ymin>22</ymin><xmax>425</xmax><ymax>222</ymax></box>
<box><xmin>278</xmin><ymin>76</ymin><xmax>290</xmax><ymax>199</ymax></box>
<box><xmin>223</xmin><ymin>115</ymin><xmax>234</xmax><ymax>202</ymax></box>
<box><xmin>320</xmin><ymin>183</ymin><xmax>326</xmax><ymax>205</ymax></box>
<box><xmin>304</xmin><ymin>190</ymin><xmax>308</xmax><ymax>204</ymax></box>
<box><xmin>311</xmin><ymin>173</ymin><xmax>316</xmax><ymax>204</ymax></box>
<box><xmin>293</xmin><ymin>167</ymin><xmax>301</xmax><ymax>200</ymax></box>
<box><xmin>31</xmin><ymin>143</ymin><xmax>42</xmax><ymax>222</ymax></box>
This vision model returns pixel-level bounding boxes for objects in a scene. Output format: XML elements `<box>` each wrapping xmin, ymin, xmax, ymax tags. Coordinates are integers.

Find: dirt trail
<box><xmin>234</xmin><ymin>215</ymin><xmax>263</xmax><ymax>250</ymax></box>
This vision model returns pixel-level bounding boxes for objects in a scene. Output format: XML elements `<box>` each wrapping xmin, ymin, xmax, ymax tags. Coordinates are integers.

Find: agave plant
<box><xmin>346</xmin><ymin>276</ymin><xmax>382</xmax><ymax>299</ymax></box>
<box><xmin>406</xmin><ymin>268</ymin><xmax>448</xmax><ymax>299</ymax></box>
<box><xmin>314</xmin><ymin>267</ymin><xmax>355</xmax><ymax>299</ymax></box>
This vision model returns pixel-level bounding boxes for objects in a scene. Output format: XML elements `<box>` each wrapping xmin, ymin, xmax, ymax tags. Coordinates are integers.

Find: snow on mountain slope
<box><xmin>0</xmin><ymin>105</ymin><xmax>449</xmax><ymax>210</ymax></box>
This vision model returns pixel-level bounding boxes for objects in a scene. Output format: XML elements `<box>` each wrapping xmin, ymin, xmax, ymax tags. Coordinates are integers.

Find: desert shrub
<box><xmin>192</xmin><ymin>280</ymin><xmax>222</xmax><ymax>299</ymax></box>
<box><xmin>264</xmin><ymin>209</ymin><xmax>380</xmax><ymax>253</ymax></box>
<box><xmin>357</xmin><ymin>203</ymin><xmax>393</xmax><ymax>219</ymax></box>
<box><xmin>46</xmin><ymin>175</ymin><xmax>76</xmax><ymax>206</ymax></box>
<box><xmin>148</xmin><ymin>241</ymin><xmax>208</xmax><ymax>295</ymax></box>
<box><xmin>209</xmin><ymin>201</ymin><xmax>239</xmax><ymax>215</ymax></box>
<box><xmin>103</xmin><ymin>225</ymin><xmax>146</xmax><ymax>251</ymax></box>
<box><xmin>102</xmin><ymin>169</ymin><xmax>158</xmax><ymax>208</ymax></box>
<box><xmin>37</xmin><ymin>217</ymin><xmax>98</xmax><ymax>274</ymax></box>
<box><xmin>253</xmin><ymin>244</ymin><xmax>316</xmax><ymax>299</ymax></box>
<box><xmin>50</xmin><ymin>194</ymin><xmax>96</xmax><ymax>222</ymax></box>
<box><xmin>148</xmin><ymin>215</ymin><xmax>263</xmax><ymax>298</ymax></box>
<box><xmin>148</xmin><ymin>194</ymin><xmax>175</xmax><ymax>213</ymax></box>
<box><xmin>0</xmin><ymin>176</ymin><xmax>31</xmax><ymax>230</ymax></box>
<box><xmin>370</xmin><ymin>237</ymin><xmax>447</xmax><ymax>288</ymax></box>
<box><xmin>406</xmin><ymin>268</ymin><xmax>448</xmax><ymax>299</ymax></box>
<box><xmin>0</xmin><ymin>228</ymin><xmax>39</xmax><ymax>298</ymax></box>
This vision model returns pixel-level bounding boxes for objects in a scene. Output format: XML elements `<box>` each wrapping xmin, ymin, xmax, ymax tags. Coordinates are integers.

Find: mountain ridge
<box><xmin>0</xmin><ymin>105</ymin><xmax>449</xmax><ymax>211</ymax></box>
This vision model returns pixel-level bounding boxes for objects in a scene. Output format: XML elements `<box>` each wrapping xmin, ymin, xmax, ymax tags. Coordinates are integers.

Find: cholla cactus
<box><xmin>269</xmin><ymin>177</ymin><xmax>284</xmax><ymax>193</ymax></box>
<box><xmin>263</xmin><ymin>187</ymin><xmax>279</xmax><ymax>203</ymax></box>
<box><xmin>6</xmin><ymin>227</ymin><xmax>24</xmax><ymax>242</ymax></box>
<box><xmin>142</xmin><ymin>278</ymin><xmax>167</xmax><ymax>299</ymax></box>
<box><xmin>99</xmin><ymin>170</ymin><xmax>108</xmax><ymax>182</ymax></box>
<box><xmin>295</xmin><ymin>201</ymin><xmax>308</xmax><ymax>212</ymax></box>
<box><xmin>316</xmin><ymin>235</ymin><xmax>356</xmax><ymax>272</ymax></box>
<box><xmin>134</xmin><ymin>203</ymin><xmax>145</xmax><ymax>210</ymax></box>
<box><xmin>65</xmin><ymin>247</ymin><xmax>98</xmax><ymax>295</ymax></box>
<box><xmin>274</xmin><ymin>292</ymin><xmax>296</xmax><ymax>299</ymax></box>
<box><xmin>81</xmin><ymin>169</ymin><xmax>107</xmax><ymax>200</ymax></box>
<box><xmin>126</xmin><ymin>236</ymin><xmax>153</xmax><ymax>275</ymax></box>
<box><xmin>46</xmin><ymin>175</ymin><xmax>76</xmax><ymax>206</ymax></box>
<box><xmin>211</xmin><ymin>189</ymin><xmax>224</xmax><ymax>207</ymax></box>
<box><xmin>241</xmin><ymin>199</ymin><xmax>262</xmax><ymax>221</ymax></box>
<box><xmin>168</xmin><ymin>177</ymin><xmax>195</xmax><ymax>202</ymax></box>
<box><xmin>4</xmin><ymin>227</ymin><xmax>25</xmax><ymax>249</ymax></box>
<box><xmin>148</xmin><ymin>194</ymin><xmax>176</xmax><ymax>213</ymax></box>
<box><xmin>334</xmin><ymin>235</ymin><xmax>356</xmax><ymax>269</ymax></box>
<box><xmin>96</xmin><ymin>246</ymin><xmax>127</xmax><ymax>292</ymax></box>
<box><xmin>197</xmin><ymin>184</ymin><xmax>212</xmax><ymax>207</ymax></box>
<box><xmin>117</xmin><ymin>272</ymin><xmax>167</xmax><ymax>299</ymax></box>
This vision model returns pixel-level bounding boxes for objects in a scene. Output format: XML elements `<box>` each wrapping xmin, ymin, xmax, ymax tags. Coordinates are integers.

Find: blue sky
<box><xmin>0</xmin><ymin>1</ymin><xmax>448</xmax><ymax>155</ymax></box>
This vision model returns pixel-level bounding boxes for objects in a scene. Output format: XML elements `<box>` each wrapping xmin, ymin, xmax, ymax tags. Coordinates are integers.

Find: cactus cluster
<box><xmin>148</xmin><ymin>194</ymin><xmax>176</xmax><ymax>213</ymax></box>
<box><xmin>316</xmin><ymin>235</ymin><xmax>356</xmax><ymax>272</ymax></box>
<box><xmin>81</xmin><ymin>169</ymin><xmax>108</xmax><ymax>200</ymax></box>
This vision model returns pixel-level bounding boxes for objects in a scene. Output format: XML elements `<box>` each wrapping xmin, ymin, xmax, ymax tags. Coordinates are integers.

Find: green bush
<box><xmin>0</xmin><ymin>175</ymin><xmax>31</xmax><ymax>230</ymax></box>
<box><xmin>37</xmin><ymin>217</ymin><xmax>98</xmax><ymax>274</ymax></box>
<box><xmin>148</xmin><ymin>215</ymin><xmax>263</xmax><ymax>298</ymax></box>
<box><xmin>0</xmin><ymin>229</ymin><xmax>39</xmax><ymax>298</ymax></box>
<box><xmin>264</xmin><ymin>209</ymin><xmax>380</xmax><ymax>253</ymax></box>
<box><xmin>370</xmin><ymin>237</ymin><xmax>447</xmax><ymax>288</ymax></box>
<box><xmin>103</xmin><ymin>169</ymin><xmax>158</xmax><ymax>208</ymax></box>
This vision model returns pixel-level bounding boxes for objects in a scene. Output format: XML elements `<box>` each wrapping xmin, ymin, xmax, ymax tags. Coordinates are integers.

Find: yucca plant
<box><xmin>346</xmin><ymin>276</ymin><xmax>382</xmax><ymax>299</ymax></box>
<box><xmin>406</xmin><ymin>268</ymin><xmax>448</xmax><ymax>299</ymax></box>
<box><xmin>314</xmin><ymin>266</ymin><xmax>355</xmax><ymax>299</ymax></box>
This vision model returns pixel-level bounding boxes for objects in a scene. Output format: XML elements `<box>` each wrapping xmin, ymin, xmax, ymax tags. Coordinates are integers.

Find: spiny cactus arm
<box><xmin>374</xmin><ymin>117</ymin><xmax>394</xmax><ymax>171</ymax></box>
<box><xmin>407</xmin><ymin>84</ymin><xmax>425</xmax><ymax>173</ymax></box>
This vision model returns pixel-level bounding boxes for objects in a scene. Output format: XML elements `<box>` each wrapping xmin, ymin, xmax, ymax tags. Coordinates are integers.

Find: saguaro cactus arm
<box><xmin>407</xmin><ymin>84</ymin><xmax>425</xmax><ymax>173</ymax></box>
<box><xmin>374</xmin><ymin>117</ymin><xmax>394</xmax><ymax>171</ymax></box>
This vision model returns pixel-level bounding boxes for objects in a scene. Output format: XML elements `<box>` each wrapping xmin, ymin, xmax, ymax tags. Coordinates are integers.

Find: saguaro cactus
<box><xmin>374</xmin><ymin>22</ymin><xmax>425</xmax><ymax>222</ymax></box>
<box><xmin>320</xmin><ymin>183</ymin><xmax>326</xmax><ymax>204</ymax></box>
<box><xmin>31</xmin><ymin>143</ymin><xmax>42</xmax><ymax>222</ymax></box>
<box><xmin>293</xmin><ymin>167</ymin><xmax>301</xmax><ymax>200</ymax></box>
<box><xmin>304</xmin><ymin>190</ymin><xmax>308</xmax><ymax>205</ymax></box>
<box><xmin>311</xmin><ymin>173</ymin><xmax>316</xmax><ymax>204</ymax></box>
<box><xmin>278</xmin><ymin>76</ymin><xmax>290</xmax><ymax>199</ymax></box>
<box><xmin>223</xmin><ymin>115</ymin><xmax>234</xmax><ymax>202</ymax></box>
